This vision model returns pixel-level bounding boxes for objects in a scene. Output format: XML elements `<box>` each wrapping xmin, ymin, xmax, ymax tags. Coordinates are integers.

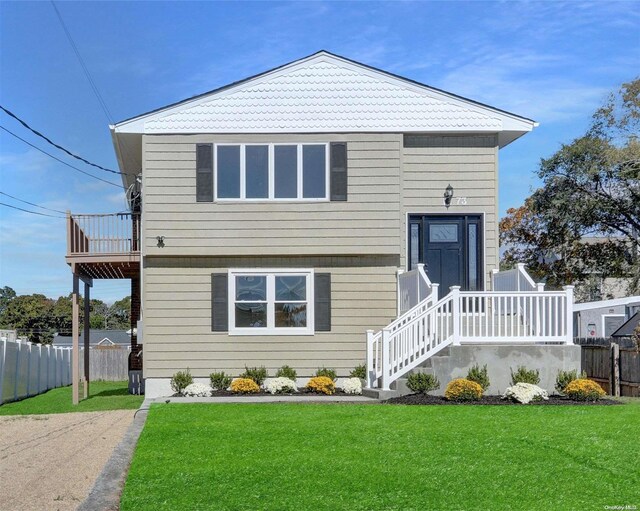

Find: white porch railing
<box><xmin>397</xmin><ymin>263</ymin><xmax>437</xmax><ymax>315</ymax></box>
<box><xmin>491</xmin><ymin>263</ymin><xmax>540</xmax><ymax>292</ymax></box>
<box><xmin>367</xmin><ymin>284</ymin><xmax>574</xmax><ymax>390</ymax></box>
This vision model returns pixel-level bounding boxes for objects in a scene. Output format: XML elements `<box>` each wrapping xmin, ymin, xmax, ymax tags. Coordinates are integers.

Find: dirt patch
<box><xmin>385</xmin><ymin>394</ymin><xmax>622</xmax><ymax>405</ymax></box>
<box><xmin>0</xmin><ymin>410</ymin><xmax>135</xmax><ymax>511</ymax></box>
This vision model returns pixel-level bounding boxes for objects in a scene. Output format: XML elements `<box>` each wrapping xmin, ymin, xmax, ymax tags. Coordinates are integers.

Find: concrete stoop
<box><xmin>365</xmin><ymin>343</ymin><xmax>582</xmax><ymax>399</ymax></box>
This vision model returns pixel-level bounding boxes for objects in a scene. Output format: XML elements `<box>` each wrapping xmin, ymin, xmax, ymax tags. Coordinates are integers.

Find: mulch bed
<box><xmin>385</xmin><ymin>394</ymin><xmax>621</xmax><ymax>405</ymax></box>
<box><xmin>177</xmin><ymin>389</ymin><xmax>353</xmax><ymax>398</ymax></box>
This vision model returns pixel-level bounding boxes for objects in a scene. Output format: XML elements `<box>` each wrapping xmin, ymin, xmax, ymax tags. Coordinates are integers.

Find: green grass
<box><xmin>0</xmin><ymin>381</ymin><xmax>143</xmax><ymax>415</ymax></box>
<box><xmin>121</xmin><ymin>402</ymin><xmax>640</xmax><ymax>511</ymax></box>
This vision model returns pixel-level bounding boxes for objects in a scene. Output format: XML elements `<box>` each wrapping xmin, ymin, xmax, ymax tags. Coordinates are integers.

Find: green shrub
<box><xmin>210</xmin><ymin>371</ymin><xmax>232</xmax><ymax>391</ymax></box>
<box><xmin>466</xmin><ymin>364</ymin><xmax>490</xmax><ymax>391</ymax></box>
<box><xmin>240</xmin><ymin>366</ymin><xmax>268</xmax><ymax>386</ymax></box>
<box><xmin>406</xmin><ymin>373</ymin><xmax>440</xmax><ymax>394</ymax></box>
<box><xmin>510</xmin><ymin>366</ymin><xmax>540</xmax><ymax>385</ymax></box>
<box><xmin>276</xmin><ymin>365</ymin><xmax>298</xmax><ymax>381</ymax></box>
<box><xmin>170</xmin><ymin>369</ymin><xmax>193</xmax><ymax>395</ymax></box>
<box><xmin>555</xmin><ymin>369</ymin><xmax>587</xmax><ymax>395</ymax></box>
<box><xmin>349</xmin><ymin>364</ymin><xmax>367</xmax><ymax>380</ymax></box>
<box><xmin>315</xmin><ymin>367</ymin><xmax>337</xmax><ymax>381</ymax></box>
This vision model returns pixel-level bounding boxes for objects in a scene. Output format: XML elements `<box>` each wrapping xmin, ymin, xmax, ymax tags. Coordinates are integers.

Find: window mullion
<box><xmin>267</xmin><ymin>275</ymin><xmax>275</xmax><ymax>329</ymax></box>
<box><xmin>297</xmin><ymin>144</ymin><xmax>303</xmax><ymax>199</ymax></box>
<box><xmin>268</xmin><ymin>145</ymin><xmax>274</xmax><ymax>200</ymax></box>
<box><xmin>240</xmin><ymin>145</ymin><xmax>246</xmax><ymax>200</ymax></box>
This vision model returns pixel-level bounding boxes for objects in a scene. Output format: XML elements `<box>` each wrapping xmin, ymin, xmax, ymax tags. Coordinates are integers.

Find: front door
<box><xmin>408</xmin><ymin>215</ymin><xmax>482</xmax><ymax>298</ymax></box>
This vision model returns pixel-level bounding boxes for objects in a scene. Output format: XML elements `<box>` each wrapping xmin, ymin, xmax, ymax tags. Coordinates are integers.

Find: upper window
<box><xmin>215</xmin><ymin>144</ymin><xmax>328</xmax><ymax>201</ymax></box>
<box><xmin>229</xmin><ymin>270</ymin><xmax>314</xmax><ymax>335</ymax></box>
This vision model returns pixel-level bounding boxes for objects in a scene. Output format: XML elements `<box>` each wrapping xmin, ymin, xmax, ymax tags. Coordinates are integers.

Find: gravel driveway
<box><xmin>0</xmin><ymin>410</ymin><xmax>135</xmax><ymax>511</ymax></box>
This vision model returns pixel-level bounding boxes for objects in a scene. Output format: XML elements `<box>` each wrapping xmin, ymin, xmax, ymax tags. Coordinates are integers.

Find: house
<box><xmin>52</xmin><ymin>329</ymin><xmax>131</xmax><ymax>349</ymax></box>
<box><xmin>611</xmin><ymin>312</ymin><xmax>640</xmax><ymax>340</ymax></box>
<box><xmin>573</xmin><ymin>296</ymin><xmax>640</xmax><ymax>338</ymax></box>
<box><xmin>66</xmin><ymin>51</ymin><xmax>580</xmax><ymax>400</ymax></box>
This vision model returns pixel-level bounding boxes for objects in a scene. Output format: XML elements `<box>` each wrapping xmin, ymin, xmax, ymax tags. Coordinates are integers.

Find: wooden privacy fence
<box><xmin>0</xmin><ymin>339</ymin><xmax>72</xmax><ymax>405</ymax></box>
<box><xmin>581</xmin><ymin>343</ymin><xmax>640</xmax><ymax>397</ymax></box>
<box><xmin>78</xmin><ymin>347</ymin><xmax>130</xmax><ymax>381</ymax></box>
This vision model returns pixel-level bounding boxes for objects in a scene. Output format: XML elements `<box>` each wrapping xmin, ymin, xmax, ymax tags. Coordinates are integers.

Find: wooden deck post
<box><xmin>83</xmin><ymin>281</ymin><xmax>90</xmax><ymax>399</ymax></box>
<box><xmin>72</xmin><ymin>273</ymin><xmax>80</xmax><ymax>405</ymax></box>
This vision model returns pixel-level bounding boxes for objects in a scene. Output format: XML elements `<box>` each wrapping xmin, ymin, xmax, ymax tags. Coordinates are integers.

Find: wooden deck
<box><xmin>66</xmin><ymin>212</ymin><xmax>140</xmax><ymax>279</ymax></box>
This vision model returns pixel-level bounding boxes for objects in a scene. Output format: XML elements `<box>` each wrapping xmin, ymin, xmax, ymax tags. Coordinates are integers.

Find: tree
<box><xmin>0</xmin><ymin>294</ymin><xmax>55</xmax><ymax>343</ymax></box>
<box><xmin>501</xmin><ymin>78</ymin><xmax>640</xmax><ymax>298</ymax></box>
<box><xmin>0</xmin><ymin>286</ymin><xmax>16</xmax><ymax>316</ymax></box>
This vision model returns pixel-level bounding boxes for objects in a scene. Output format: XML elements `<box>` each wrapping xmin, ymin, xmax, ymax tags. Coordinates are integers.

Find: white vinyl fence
<box><xmin>0</xmin><ymin>339</ymin><xmax>71</xmax><ymax>405</ymax></box>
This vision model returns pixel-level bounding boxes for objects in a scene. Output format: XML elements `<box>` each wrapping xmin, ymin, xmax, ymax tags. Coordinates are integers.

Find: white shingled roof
<box><xmin>111</xmin><ymin>51</ymin><xmax>537</xmax><ymax>185</ymax></box>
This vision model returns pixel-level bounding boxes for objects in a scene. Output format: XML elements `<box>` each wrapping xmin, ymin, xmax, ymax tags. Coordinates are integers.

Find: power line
<box><xmin>0</xmin><ymin>202</ymin><xmax>65</xmax><ymax>219</ymax></box>
<box><xmin>0</xmin><ymin>191</ymin><xmax>67</xmax><ymax>215</ymax></box>
<box><xmin>50</xmin><ymin>1</ymin><xmax>114</xmax><ymax>124</ymax></box>
<box><xmin>0</xmin><ymin>105</ymin><xmax>129</xmax><ymax>175</ymax></box>
<box><xmin>0</xmin><ymin>125</ymin><xmax>122</xmax><ymax>188</ymax></box>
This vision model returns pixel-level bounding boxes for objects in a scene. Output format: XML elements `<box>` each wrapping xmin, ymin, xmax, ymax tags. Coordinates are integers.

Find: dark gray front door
<box><xmin>409</xmin><ymin>215</ymin><xmax>482</xmax><ymax>298</ymax></box>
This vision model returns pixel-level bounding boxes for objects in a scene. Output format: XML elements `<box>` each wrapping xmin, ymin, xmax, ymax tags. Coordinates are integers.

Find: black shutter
<box><xmin>196</xmin><ymin>144</ymin><xmax>213</xmax><ymax>202</ymax></box>
<box><xmin>314</xmin><ymin>273</ymin><xmax>331</xmax><ymax>331</ymax></box>
<box><xmin>211</xmin><ymin>273</ymin><xmax>228</xmax><ymax>332</ymax></box>
<box><xmin>330</xmin><ymin>142</ymin><xmax>347</xmax><ymax>201</ymax></box>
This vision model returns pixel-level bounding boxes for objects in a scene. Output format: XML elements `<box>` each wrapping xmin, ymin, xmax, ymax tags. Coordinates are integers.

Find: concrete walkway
<box><xmin>0</xmin><ymin>410</ymin><xmax>135</xmax><ymax>511</ymax></box>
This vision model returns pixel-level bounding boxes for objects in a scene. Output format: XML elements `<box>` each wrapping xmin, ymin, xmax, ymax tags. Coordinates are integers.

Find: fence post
<box><xmin>0</xmin><ymin>339</ymin><xmax>5</xmax><ymax>404</ymax></box>
<box><xmin>563</xmin><ymin>285</ymin><xmax>574</xmax><ymax>345</ymax></box>
<box><xmin>450</xmin><ymin>286</ymin><xmax>461</xmax><ymax>345</ymax></box>
<box><xmin>490</xmin><ymin>269</ymin><xmax>498</xmax><ymax>291</ymax></box>
<box><xmin>381</xmin><ymin>328</ymin><xmax>391</xmax><ymax>391</ymax></box>
<box><xmin>366</xmin><ymin>330</ymin><xmax>374</xmax><ymax>388</ymax></box>
<box><xmin>611</xmin><ymin>343</ymin><xmax>620</xmax><ymax>397</ymax></box>
<box><xmin>396</xmin><ymin>268</ymin><xmax>404</xmax><ymax>316</ymax></box>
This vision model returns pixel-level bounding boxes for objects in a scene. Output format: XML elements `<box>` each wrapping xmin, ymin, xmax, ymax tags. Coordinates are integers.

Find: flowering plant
<box><xmin>564</xmin><ymin>379</ymin><xmax>605</xmax><ymax>401</ymax></box>
<box><xmin>230</xmin><ymin>378</ymin><xmax>260</xmax><ymax>394</ymax></box>
<box><xmin>306</xmin><ymin>376</ymin><xmax>335</xmax><ymax>395</ymax></box>
<box><xmin>182</xmin><ymin>383</ymin><xmax>211</xmax><ymax>397</ymax></box>
<box><xmin>444</xmin><ymin>378</ymin><xmax>482</xmax><ymax>401</ymax></box>
<box><xmin>503</xmin><ymin>382</ymin><xmax>548</xmax><ymax>404</ymax></box>
<box><xmin>341</xmin><ymin>377</ymin><xmax>363</xmax><ymax>395</ymax></box>
<box><xmin>264</xmin><ymin>377</ymin><xmax>297</xmax><ymax>395</ymax></box>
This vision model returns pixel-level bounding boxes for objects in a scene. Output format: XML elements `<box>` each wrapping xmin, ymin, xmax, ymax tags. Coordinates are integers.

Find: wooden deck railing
<box><xmin>67</xmin><ymin>213</ymin><xmax>140</xmax><ymax>256</ymax></box>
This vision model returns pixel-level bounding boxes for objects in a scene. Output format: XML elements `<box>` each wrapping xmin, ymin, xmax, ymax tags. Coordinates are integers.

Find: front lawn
<box><xmin>121</xmin><ymin>402</ymin><xmax>640</xmax><ymax>511</ymax></box>
<box><xmin>0</xmin><ymin>381</ymin><xmax>143</xmax><ymax>415</ymax></box>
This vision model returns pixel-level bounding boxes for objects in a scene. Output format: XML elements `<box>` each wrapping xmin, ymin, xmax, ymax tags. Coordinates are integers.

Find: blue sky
<box><xmin>1</xmin><ymin>1</ymin><xmax>638</xmax><ymax>303</ymax></box>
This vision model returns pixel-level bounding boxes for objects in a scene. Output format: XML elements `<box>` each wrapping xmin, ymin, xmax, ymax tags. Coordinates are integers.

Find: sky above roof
<box><xmin>1</xmin><ymin>1</ymin><xmax>638</xmax><ymax>303</ymax></box>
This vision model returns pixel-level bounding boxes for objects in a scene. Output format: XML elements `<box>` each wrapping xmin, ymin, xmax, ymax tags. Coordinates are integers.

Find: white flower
<box><xmin>182</xmin><ymin>383</ymin><xmax>211</xmax><ymax>397</ymax></box>
<box><xmin>342</xmin><ymin>377</ymin><xmax>363</xmax><ymax>395</ymax></box>
<box><xmin>503</xmin><ymin>382</ymin><xmax>548</xmax><ymax>404</ymax></box>
<box><xmin>264</xmin><ymin>377</ymin><xmax>297</xmax><ymax>395</ymax></box>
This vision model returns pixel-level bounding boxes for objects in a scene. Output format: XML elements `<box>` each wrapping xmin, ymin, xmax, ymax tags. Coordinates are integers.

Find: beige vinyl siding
<box><xmin>400</xmin><ymin>135</ymin><xmax>499</xmax><ymax>288</ymax></box>
<box><xmin>142</xmin><ymin>261</ymin><xmax>397</xmax><ymax>378</ymax></box>
<box><xmin>142</xmin><ymin>133</ymin><xmax>402</xmax><ymax>257</ymax></box>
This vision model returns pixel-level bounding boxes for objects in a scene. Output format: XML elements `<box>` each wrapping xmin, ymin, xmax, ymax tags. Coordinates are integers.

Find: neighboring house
<box><xmin>611</xmin><ymin>312</ymin><xmax>640</xmax><ymax>340</ymax></box>
<box><xmin>574</xmin><ymin>296</ymin><xmax>640</xmax><ymax>338</ymax></box>
<box><xmin>66</xmin><ymin>51</ymin><xmax>580</xmax><ymax>399</ymax></box>
<box><xmin>52</xmin><ymin>329</ymin><xmax>131</xmax><ymax>349</ymax></box>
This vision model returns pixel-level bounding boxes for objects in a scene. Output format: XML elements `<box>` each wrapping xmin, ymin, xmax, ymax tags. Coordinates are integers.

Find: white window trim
<box><xmin>602</xmin><ymin>314</ymin><xmax>625</xmax><ymax>337</ymax></box>
<box><xmin>214</xmin><ymin>143</ymin><xmax>329</xmax><ymax>202</ymax></box>
<box><xmin>228</xmin><ymin>268</ymin><xmax>315</xmax><ymax>336</ymax></box>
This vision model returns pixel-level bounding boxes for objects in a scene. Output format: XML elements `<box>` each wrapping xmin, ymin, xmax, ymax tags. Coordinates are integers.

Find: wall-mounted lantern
<box><xmin>156</xmin><ymin>236</ymin><xmax>165</xmax><ymax>248</ymax></box>
<box><xmin>443</xmin><ymin>184</ymin><xmax>454</xmax><ymax>208</ymax></box>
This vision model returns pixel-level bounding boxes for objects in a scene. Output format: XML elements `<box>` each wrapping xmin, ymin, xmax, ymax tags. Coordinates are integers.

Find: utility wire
<box><xmin>50</xmin><ymin>1</ymin><xmax>139</xmax><ymax>176</ymax></box>
<box><xmin>0</xmin><ymin>191</ymin><xmax>67</xmax><ymax>215</ymax></box>
<box><xmin>0</xmin><ymin>105</ymin><xmax>129</xmax><ymax>175</ymax></box>
<box><xmin>0</xmin><ymin>202</ymin><xmax>65</xmax><ymax>219</ymax></box>
<box><xmin>0</xmin><ymin>125</ymin><xmax>121</xmax><ymax>188</ymax></box>
<box><xmin>51</xmin><ymin>1</ymin><xmax>114</xmax><ymax>124</ymax></box>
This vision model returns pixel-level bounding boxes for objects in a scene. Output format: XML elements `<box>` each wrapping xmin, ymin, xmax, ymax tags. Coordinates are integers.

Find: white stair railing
<box><xmin>366</xmin><ymin>284</ymin><xmax>575</xmax><ymax>390</ymax></box>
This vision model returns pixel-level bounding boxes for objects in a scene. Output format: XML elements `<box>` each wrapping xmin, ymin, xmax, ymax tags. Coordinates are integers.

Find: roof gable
<box><xmin>113</xmin><ymin>51</ymin><xmax>535</xmax><ymax>140</ymax></box>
